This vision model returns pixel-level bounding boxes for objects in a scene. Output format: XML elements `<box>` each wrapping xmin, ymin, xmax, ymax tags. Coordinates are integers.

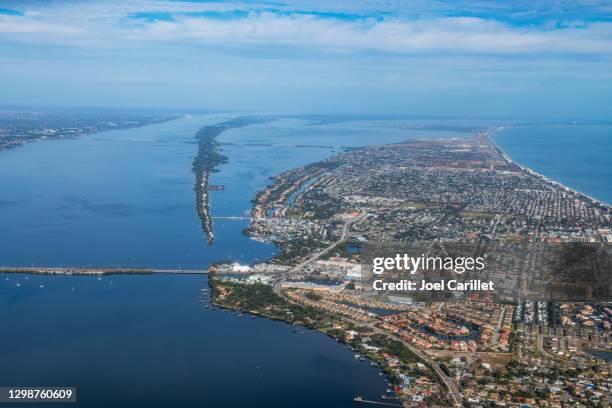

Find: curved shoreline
<box><xmin>488</xmin><ymin>126</ymin><xmax>612</xmax><ymax>210</ymax></box>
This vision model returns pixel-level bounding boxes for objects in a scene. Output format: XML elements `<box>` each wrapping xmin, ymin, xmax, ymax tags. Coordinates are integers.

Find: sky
<box><xmin>1</xmin><ymin>0</ymin><xmax>611</xmax><ymax>118</ymax></box>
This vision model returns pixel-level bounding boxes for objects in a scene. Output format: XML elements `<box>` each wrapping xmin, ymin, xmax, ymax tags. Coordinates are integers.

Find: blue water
<box><xmin>0</xmin><ymin>115</ymin><xmax>275</xmax><ymax>269</ymax></box>
<box><xmin>2</xmin><ymin>116</ymin><xmax>610</xmax><ymax>406</ymax></box>
<box><xmin>0</xmin><ymin>274</ymin><xmax>390</xmax><ymax>408</ymax></box>
<box><xmin>0</xmin><ymin>116</ymin><xmax>466</xmax><ymax>269</ymax></box>
<box><xmin>585</xmin><ymin>349</ymin><xmax>612</xmax><ymax>362</ymax></box>
<box><xmin>0</xmin><ymin>115</ymin><xmax>449</xmax><ymax>407</ymax></box>
<box><xmin>493</xmin><ymin>124</ymin><xmax>612</xmax><ymax>205</ymax></box>
<box><xmin>2</xmin><ymin>115</ymin><xmax>611</xmax><ymax>406</ymax></box>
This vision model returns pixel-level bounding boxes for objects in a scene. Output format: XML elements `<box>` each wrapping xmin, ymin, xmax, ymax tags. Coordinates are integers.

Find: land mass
<box><xmin>0</xmin><ymin>110</ymin><xmax>179</xmax><ymax>151</ymax></box>
<box><xmin>211</xmin><ymin>128</ymin><xmax>611</xmax><ymax>407</ymax></box>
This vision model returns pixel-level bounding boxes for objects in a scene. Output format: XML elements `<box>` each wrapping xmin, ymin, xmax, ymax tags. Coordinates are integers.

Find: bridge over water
<box><xmin>0</xmin><ymin>267</ymin><xmax>208</xmax><ymax>275</ymax></box>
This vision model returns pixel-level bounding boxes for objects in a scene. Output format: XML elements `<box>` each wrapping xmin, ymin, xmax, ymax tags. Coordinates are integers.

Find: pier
<box><xmin>0</xmin><ymin>267</ymin><xmax>208</xmax><ymax>275</ymax></box>
<box><xmin>353</xmin><ymin>396</ymin><xmax>401</xmax><ymax>407</ymax></box>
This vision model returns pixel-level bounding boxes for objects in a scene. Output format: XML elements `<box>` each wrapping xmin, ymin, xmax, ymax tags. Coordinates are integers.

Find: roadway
<box><xmin>273</xmin><ymin>213</ymin><xmax>365</xmax><ymax>295</ymax></box>
<box><xmin>536</xmin><ymin>334</ymin><xmax>569</xmax><ymax>363</ymax></box>
<box><xmin>270</xmin><ymin>212</ymin><xmax>463</xmax><ymax>407</ymax></box>
<box><xmin>344</xmin><ymin>316</ymin><xmax>463</xmax><ymax>407</ymax></box>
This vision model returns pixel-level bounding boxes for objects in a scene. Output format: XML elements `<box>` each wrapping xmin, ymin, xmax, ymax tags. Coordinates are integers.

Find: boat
<box><xmin>353</xmin><ymin>395</ymin><xmax>363</xmax><ymax>402</ymax></box>
<box><xmin>16</xmin><ymin>282</ymin><xmax>21</xmax><ymax>287</ymax></box>
<box><xmin>354</xmin><ymin>354</ymin><xmax>361</xmax><ymax>359</ymax></box>
<box><xmin>40</xmin><ymin>284</ymin><xmax>45</xmax><ymax>288</ymax></box>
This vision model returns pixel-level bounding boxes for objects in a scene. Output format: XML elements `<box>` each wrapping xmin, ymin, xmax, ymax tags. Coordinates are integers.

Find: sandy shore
<box><xmin>488</xmin><ymin>126</ymin><xmax>612</xmax><ymax>210</ymax></box>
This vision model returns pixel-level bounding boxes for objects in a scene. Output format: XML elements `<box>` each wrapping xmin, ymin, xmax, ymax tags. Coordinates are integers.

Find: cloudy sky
<box><xmin>1</xmin><ymin>0</ymin><xmax>611</xmax><ymax>118</ymax></box>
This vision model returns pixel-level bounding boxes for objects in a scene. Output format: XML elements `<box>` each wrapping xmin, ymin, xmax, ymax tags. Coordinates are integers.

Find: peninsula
<box><xmin>210</xmin><ymin>128</ymin><xmax>611</xmax><ymax>407</ymax></box>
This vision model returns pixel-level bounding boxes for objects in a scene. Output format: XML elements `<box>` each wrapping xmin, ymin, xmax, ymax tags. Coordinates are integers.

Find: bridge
<box><xmin>0</xmin><ymin>267</ymin><xmax>208</xmax><ymax>275</ymax></box>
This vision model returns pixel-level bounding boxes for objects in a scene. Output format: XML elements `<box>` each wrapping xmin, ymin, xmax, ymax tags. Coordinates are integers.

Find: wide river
<box><xmin>0</xmin><ymin>115</ymin><xmax>467</xmax><ymax>407</ymax></box>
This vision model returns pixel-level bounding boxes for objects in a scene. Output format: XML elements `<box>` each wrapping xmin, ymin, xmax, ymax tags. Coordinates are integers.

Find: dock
<box><xmin>353</xmin><ymin>396</ymin><xmax>402</xmax><ymax>407</ymax></box>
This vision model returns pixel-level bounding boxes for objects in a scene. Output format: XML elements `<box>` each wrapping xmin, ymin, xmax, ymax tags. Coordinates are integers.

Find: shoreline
<box><xmin>488</xmin><ymin>126</ymin><xmax>612</xmax><ymax>209</ymax></box>
<box><xmin>0</xmin><ymin>115</ymin><xmax>181</xmax><ymax>153</ymax></box>
<box><xmin>207</xmin><ymin>283</ymin><xmax>403</xmax><ymax>404</ymax></box>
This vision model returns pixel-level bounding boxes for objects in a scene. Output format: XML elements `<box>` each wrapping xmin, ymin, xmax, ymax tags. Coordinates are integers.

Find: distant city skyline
<box><xmin>1</xmin><ymin>0</ymin><xmax>611</xmax><ymax>119</ymax></box>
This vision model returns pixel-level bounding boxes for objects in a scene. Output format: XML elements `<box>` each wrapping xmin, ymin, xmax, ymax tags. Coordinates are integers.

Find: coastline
<box><xmin>0</xmin><ymin>115</ymin><xmax>181</xmax><ymax>153</ymax></box>
<box><xmin>488</xmin><ymin>126</ymin><xmax>612</xmax><ymax>210</ymax></box>
<box><xmin>207</xmin><ymin>277</ymin><xmax>411</xmax><ymax>403</ymax></box>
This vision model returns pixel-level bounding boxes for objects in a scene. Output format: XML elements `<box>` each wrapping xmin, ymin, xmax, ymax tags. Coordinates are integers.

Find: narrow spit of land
<box><xmin>191</xmin><ymin>117</ymin><xmax>268</xmax><ymax>245</ymax></box>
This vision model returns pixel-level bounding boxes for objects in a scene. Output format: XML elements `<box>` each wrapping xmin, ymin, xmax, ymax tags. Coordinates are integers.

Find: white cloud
<box><xmin>0</xmin><ymin>1</ymin><xmax>611</xmax><ymax>57</ymax></box>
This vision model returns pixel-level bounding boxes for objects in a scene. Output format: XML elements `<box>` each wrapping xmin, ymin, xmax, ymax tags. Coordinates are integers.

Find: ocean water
<box><xmin>0</xmin><ymin>115</ymin><xmax>454</xmax><ymax>407</ymax></box>
<box><xmin>493</xmin><ymin>124</ymin><xmax>612</xmax><ymax>205</ymax></box>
